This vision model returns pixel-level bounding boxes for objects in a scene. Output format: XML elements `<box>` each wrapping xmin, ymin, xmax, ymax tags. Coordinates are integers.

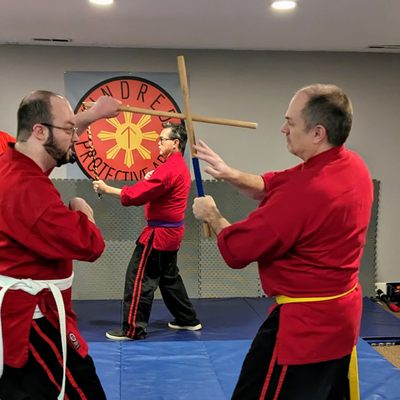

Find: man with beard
<box><xmin>0</xmin><ymin>90</ymin><xmax>120</xmax><ymax>399</ymax></box>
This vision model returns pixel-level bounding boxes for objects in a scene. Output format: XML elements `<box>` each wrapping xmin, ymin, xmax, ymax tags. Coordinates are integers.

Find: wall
<box><xmin>0</xmin><ymin>45</ymin><xmax>399</xmax><ymax>282</ymax></box>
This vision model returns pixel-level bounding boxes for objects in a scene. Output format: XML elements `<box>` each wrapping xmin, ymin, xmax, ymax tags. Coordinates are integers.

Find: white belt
<box><xmin>0</xmin><ymin>273</ymin><xmax>74</xmax><ymax>400</ymax></box>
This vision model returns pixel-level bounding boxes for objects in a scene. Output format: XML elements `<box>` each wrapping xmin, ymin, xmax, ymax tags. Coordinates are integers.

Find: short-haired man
<box><xmin>0</xmin><ymin>90</ymin><xmax>120</xmax><ymax>399</ymax></box>
<box><xmin>93</xmin><ymin>122</ymin><xmax>201</xmax><ymax>340</ymax></box>
<box><xmin>193</xmin><ymin>84</ymin><xmax>373</xmax><ymax>399</ymax></box>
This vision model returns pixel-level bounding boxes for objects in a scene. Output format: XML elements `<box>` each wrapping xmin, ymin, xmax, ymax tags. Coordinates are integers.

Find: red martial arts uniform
<box><xmin>0</xmin><ymin>145</ymin><xmax>106</xmax><ymax>399</ymax></box>
<box><xmin>119</xmin><ymin>152</ymin><xmax>200</xmax><ymax>338</ymax></box>
<box><xmin>121</xmin><ymin>152</ymin><xmax>188</xmax><ymax>251</ymax></box>
<box><xmin>218</xmin><ymin>146</ymin><xmax>373</xmax><ymax>399</ymax></box>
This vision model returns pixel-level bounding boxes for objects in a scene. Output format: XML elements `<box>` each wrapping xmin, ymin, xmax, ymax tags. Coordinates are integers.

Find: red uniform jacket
<box><xmin>120</xmin><ymin>152</ymin><xmax>190</xmax><ymax>251</ymax></box>
<box><xmin>0</xmin><ymin>145</ymin><xmax>105</xmax><ymax>367</ymax></box>
<box><xmin>217</xmin><ymin>146</ymin><xmax>373</xmax><ymax>364</ymax></box>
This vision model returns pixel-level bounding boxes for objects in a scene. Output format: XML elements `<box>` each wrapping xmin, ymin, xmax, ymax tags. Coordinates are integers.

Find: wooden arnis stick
<box><xmin>82</xmin><ymin>103</ymin><xmax>257</xmax><ymax>130</ymax></box>
<box><xmin>82</xmin><ymin>103</ymin><xmax>102</xmax><ymax>199</ymax></box>
<box><xmin>177</xmin><ymin>55</ymin><xmax>212</xmax><ymax>237</ymax></box>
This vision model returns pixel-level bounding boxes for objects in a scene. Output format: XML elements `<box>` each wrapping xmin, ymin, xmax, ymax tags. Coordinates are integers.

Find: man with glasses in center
<box><xmin>93</xmin><ymin>121</ymin><xmax>202</xmax><ymax>341</ymax></box>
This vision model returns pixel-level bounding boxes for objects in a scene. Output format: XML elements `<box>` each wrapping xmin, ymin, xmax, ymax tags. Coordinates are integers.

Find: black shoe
<box><xmin>105</xmin><ymin>329</ymin><xmax>133</xmax><ymax>341</ymax></box>
<box><xmin>168</xmin><ymin>320</ymin><xmax>202</xmax><ymax>331</ymax></box>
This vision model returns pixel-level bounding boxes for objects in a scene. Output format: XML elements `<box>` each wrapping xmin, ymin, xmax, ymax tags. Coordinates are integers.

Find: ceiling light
<box><xmin>271</xmin><ymin>1</ymin><xmax>297</xmax><ymax>11</ymax></box>
<box><xmin>89</xmin><ymin>0</ymin><xmax>114</xmax><ymax>5</ymax></box>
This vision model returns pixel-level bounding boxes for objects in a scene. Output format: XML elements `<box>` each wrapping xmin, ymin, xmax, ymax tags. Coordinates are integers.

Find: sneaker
<box><xmin>168</xmin><ymin>320</ymin><xmax>202</xmax><ymax>331</ymax></box>
<box><xmin>105</xmin><ymin>329</ymin><xmax>133</xmax><ymax>341</ymax></box>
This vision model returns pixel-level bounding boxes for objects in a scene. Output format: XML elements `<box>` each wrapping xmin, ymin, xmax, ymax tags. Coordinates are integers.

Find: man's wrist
<box><xmin>206</xmin><ymin>208</ymin><xmax>229</xmax><ymax>235</ymax></box>
<box><xmin>226</xmin><ymin>167</ymin><xmax>240</xmax><ymax>184</ymax></box>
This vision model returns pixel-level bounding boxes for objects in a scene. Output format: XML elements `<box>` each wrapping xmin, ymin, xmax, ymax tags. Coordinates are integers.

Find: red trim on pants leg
<box><xmin>32</xmin><ymin>321</ymin><xmax>88</xmax><ymax>400</ymax></box>
<box><xmin>273</xmin><ymin>365</ymin><xmax>288</xmax><ymax>400</ymax></box>
<box><xmin>29</xmin><ymin>343</ymin><xmax>69</xmax><ymax>400</ymax></box>
<box><xmin>131</xmin><ymin>248</ymin><xmax>151</xmax><ymax>325</ymax></box>
<box><xmin>259</xmin><ymin>343</ymin><xmax>278</xmax><ymax>400</ymax></box>
<box><xmin>126</xmin><ymin>241</ymin><xmax>153</xmax><ymax>337</ymax></box>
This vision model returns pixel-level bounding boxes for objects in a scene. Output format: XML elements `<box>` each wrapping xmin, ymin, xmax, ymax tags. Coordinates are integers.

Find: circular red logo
<box><xmin>74</xmin><ymin>76</ymin><xmax>182</xmax><ymax>181</ymax></box>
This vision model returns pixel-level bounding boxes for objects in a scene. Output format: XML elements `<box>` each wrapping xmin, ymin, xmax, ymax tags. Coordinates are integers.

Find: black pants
<box><xmin>122</xmin><ymin>239</ymin><xmax>200</xmax><ymax>338</ymax></box>
<box><xmin>0</xmin><ymin>317</ymin><xmax>106</xmax><ymax>400</ymax></box>
<box><xmin>232</xmin><ymin>307</ymin><xmax>351</xmax><ymax>400</ymax></box>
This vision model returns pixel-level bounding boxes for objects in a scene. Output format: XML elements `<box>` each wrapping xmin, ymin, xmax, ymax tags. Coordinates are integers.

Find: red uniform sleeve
<box><xmin>120</xmin><ymin>170</ymin><xmax>170</xmax><ymax>207</ymax></box>
<box><xmin>217</xmin><ymin>171</ymin><xmax>308</xmax><ymax>269</ymax></box>
<box><xmin>27</xmin><ymin>205</ymin><xmax>105</xmax><ymax>262</ymax></box>
<box><xmin>217</xmin><ymin>206</ymin><xmax>289</xmax><ymax>269</ymax></box>
<box><xmin>3</xmin><ymin>175</ymin><xmax>105</xmax><ymax>262</ymax></box>
<box><xmin>261</xmin><ymin>171</ymin><xmax>278</xmax><ymax>192</ymax></box>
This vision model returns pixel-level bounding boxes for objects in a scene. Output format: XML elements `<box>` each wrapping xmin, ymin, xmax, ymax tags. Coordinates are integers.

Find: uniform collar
<box><xmin>4</xmin><ymin>143</ymin><xmax>53</xmax><ymax>176</ymax></box>
<box><xmin>303</xmin><ymin>145</ymin><xmax>345</xmax><ymax>169</ymax></box>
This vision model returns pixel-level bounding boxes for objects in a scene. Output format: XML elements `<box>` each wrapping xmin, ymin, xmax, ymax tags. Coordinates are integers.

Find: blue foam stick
<box><xmin>192</xmin><ymin>157</ymin><xmax>205</xmax><ymax>196</ymax></box>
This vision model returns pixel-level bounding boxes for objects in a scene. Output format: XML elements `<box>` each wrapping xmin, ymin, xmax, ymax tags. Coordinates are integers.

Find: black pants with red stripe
<box><xmin>0</xmin><ymin>317</ymin><xmax>106</xmax><ymax>400</ymax></box>
<box><xmin>122</xmin><ymin>239</ymin><xmax>200</xmax><ymax>339</ymax></box>
<box><xmin>232</xmin><ymin>306</ymin><xmax>351</xmax><ymax>400</ymax></box>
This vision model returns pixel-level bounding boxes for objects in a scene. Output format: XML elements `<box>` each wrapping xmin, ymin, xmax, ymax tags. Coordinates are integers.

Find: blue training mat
<box><xmin>90</xmin><ymin>338</ymin><xmax>400</xmax><ymax>400</ymax></box>
<box><xmin>360</xmin><ymin>297</ymin><xmax>400</xmax><ymax>341</ymax></box>
<box><xmin>76</xmin><ymin>297</ymin><xmax>400</xmax><ymax>399</ymax></box>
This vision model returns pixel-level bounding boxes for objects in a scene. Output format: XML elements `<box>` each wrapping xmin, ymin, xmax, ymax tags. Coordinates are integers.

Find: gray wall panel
<box><xmin>73</xmin><ymin>240</ymin><xmax>133</xmax><ymax>300</ymax></box>
<box><xmin>359</xmin><ymin>180</ymin><xmax>380</xmax><ymax>296</ymax></box>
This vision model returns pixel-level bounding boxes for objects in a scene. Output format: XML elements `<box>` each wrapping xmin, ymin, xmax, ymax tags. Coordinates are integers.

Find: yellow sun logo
<box><xmin>97</xmin><ymin>110</ymin><xmax>159</xmax><ymax>168</ymax></box>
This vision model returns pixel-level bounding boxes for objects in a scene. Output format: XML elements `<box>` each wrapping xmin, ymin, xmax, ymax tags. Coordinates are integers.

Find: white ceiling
<box><xmin>1</xmin><ymin>0</ymin><xmax>399</xmax><ymax>52</ymax></box>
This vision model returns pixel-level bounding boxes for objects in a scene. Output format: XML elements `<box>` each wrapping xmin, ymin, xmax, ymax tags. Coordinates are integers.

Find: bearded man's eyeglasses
<box><xmin>41</xmin><ymin>122</ymin><xmax>78</xmax><ymax>136</ymax></box>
